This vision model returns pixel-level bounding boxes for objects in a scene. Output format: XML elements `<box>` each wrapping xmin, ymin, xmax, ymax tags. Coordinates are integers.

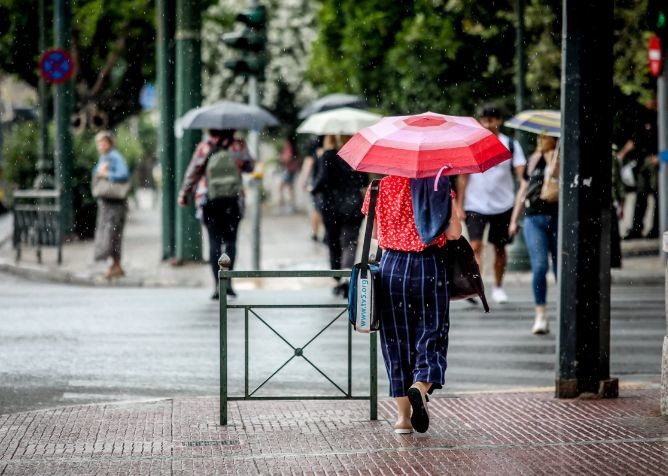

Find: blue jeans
<box><xmin>523</xmin><ymin>214</ymin><xmax>558</xmax><ymax>305</ymax></box>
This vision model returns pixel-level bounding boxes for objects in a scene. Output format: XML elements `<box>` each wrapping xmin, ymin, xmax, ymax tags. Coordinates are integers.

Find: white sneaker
<box><xmin>531</xmin><ymin>314</ymin><xmax>549</xmax><ymax>335</ymax></box>
<box><xmin>491</xmin><ymin>287</ymin><xmax>508</xmax><ymax>304</ymax></box>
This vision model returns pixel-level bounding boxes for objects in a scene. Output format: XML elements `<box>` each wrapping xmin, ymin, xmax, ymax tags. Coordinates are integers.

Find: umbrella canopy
<box><xmin>298</xmin><ymin>93</ymin><xmax>368</xmax><ymax>119</ymax></box>
<box><xmin>504</xmin><ymin>110</ymin><xmax>560</xmax><ymax>137</ymax></box>
<box><xmin>296</xmin><ymin>107</ymin><xmax>381</xmax><ymax>135</ymax></box>
<box><xmin>337</xmin><ymin>112</ymin><xmax>512</xmax><ymax>178</ymax></box>
<box><xmin>176</xmin><ymin>100</ymin><xmax>279</xmax><ymax>133</ymax></box>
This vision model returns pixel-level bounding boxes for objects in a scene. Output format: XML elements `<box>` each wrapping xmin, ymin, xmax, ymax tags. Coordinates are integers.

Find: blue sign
<box><xmin>139</xmin><ymin>83</ymin><xmax>157</xmax><ymax>110</ymax></box>
<box><xmin>39</xmin><ymin>48</ymin><xmax>74</xmax><ymax>84</ymax></box>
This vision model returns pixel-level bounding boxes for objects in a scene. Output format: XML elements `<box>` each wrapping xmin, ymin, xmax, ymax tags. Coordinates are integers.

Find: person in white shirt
<box><xmin>455</xmin><ymin>105</ymin><xmax>526</xmax><ymax>304</ymax></box>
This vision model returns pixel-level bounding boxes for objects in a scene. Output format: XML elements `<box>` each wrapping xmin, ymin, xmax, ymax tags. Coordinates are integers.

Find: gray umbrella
<box><xmin>177</xmin><ymin>100</ymin><xmax>279</xmax><ymax>133</ymax></box>
<box><xmin>298</xmin><ymin>93</ymin><xmax>368</xmax><ymax>119</ymax></box>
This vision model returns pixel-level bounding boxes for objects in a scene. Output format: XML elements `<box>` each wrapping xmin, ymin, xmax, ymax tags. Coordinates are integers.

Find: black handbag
<box><xmin>348</xmin><ymin>179</ymin><xmax>382</xmax><ymax>333</ymax></box>
<box><xmin>442</xmin><ymin>236</ymin><xmax>490</xmax><ymax>312</ymax></box>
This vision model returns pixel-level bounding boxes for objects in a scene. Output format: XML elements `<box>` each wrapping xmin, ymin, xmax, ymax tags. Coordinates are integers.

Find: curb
<box><xmin>0</xmin><ymin>258</ymin><xmax>663</xmax><ymax>287</ymax></box>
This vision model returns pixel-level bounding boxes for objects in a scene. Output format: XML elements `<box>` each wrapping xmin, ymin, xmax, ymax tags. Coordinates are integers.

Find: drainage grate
<box><xmin>183</xmin><ymin>439</ymin><xmax>240</xmax><ymax>447</ymax></box>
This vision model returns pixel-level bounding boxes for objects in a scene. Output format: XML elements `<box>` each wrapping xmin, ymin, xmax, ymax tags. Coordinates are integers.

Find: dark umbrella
<box><xmin>176</xmin><ymin>100</ymin><xmax>279</xmax><ymax>135</ymax></box>
<box><xmin>298</xmin><ymin>93</ymin><xmax>368</xmax><ymax>119</ymax></box>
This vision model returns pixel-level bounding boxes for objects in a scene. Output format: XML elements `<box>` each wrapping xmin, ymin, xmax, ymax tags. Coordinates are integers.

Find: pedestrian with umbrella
<box><xmin>297</xmin><ymin>107</ymin><xmax>382</xmax><ymax>297</ymax></box>
<box><xmin>506</xmin><ymin>110</ymin><xmax>561</xmax><ymax>335</ymax></box>
<box><xmin>176</xmin><ymin>101</ymin><xmax>278</xmax><ymax>299</ymax></box>
<box><xmin>339</xmin><ymin>112</ymin><xmax>511</xmax><ymax>434</ymax></box>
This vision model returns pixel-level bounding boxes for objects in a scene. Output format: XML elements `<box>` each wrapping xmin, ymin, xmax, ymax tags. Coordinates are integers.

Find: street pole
<box><xmin>248</xmin><ymin>74</ymin><xmax>261</xmax><ymax>270</ymax></box>
<box><xmin>157</xmin><ymin>0</ymin><xmax>176</xmax><ymax>259</ymax></box>
<box><xmin>248</xmin><ymin>0</ymin><xmax>262</xmax><ymax>271</ymax></box>
<box><xmin>507</xmin><ymin>0</ymin><xmax>531</xmax><ymax>272</ymax></box>
<box><xmin>556</xmin><ymin>0</ymin><xmax>617</xmax><ymax>398</ymax></box>
<box><xmin>659</xmin><ymin>59</ymin><xmax>668</xmax><ymax>257</ymax></box>
<box><xmin>53</xmin><ymin>0</ymin><xmax>74</xmax><ymax>232</ymax></box>
<box><xmin>34</xmin><ymin>0</ymin><xmax>53</xmax><ymax>190</ymax></box>
<box><xmin>659</xmin><ymin>18</ymin><xmax>668</xmax><ymax>416</ymax></box>
<box><xmin>174</xmin><ymin>0</ymin><xmax>202</xmax><ymax>262</ymax></box>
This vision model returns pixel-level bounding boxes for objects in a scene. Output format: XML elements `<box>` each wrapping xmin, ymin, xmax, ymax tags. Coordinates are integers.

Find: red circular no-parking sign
<box><xmin>39</xmin><ymin>48</ymin><xmax>75</xmax><ymax>84</ymax></box>
<box><xmin>648</xmin><ymin>34</ymin><xmax>663</xmax><ymax>78</ymax></box>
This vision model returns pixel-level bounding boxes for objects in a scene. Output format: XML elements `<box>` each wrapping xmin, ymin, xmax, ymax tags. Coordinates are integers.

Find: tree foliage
<box><xmin>308</xmin><ymin>0</ymin><xmax>519</xmax><ymax>115</ymax></box>
<box><xmin>308</xmin><ymin>0</ymin><xmax>655</xmax><ymax>130</ymax></box>
<box><xmin>0</xmin><ymin>0</ymin><xmax>155</xmax><ymax>127</ymax></box>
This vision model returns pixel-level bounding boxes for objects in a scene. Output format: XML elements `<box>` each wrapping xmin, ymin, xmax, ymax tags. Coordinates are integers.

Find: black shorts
<box><xmin>465</xmin><ymin>209</ymin><xmax>513</xmax><ymax>246</ymax></box>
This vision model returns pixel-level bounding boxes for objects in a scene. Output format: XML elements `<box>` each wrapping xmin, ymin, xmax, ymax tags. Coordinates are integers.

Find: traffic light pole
<box><xmin>507</xmin><ymin>0</ymin><xmax>531</xmax><ymax>272</ymax></box>
<box><xmin>659</xmin><ymin>59</ymin><xmax>668</xmax><ymax>256</ymax></box>
<box><xmin>157</xmin><ymin>0</ymin><xmax>176</xmax><ymax>259</ymax></box>
<box><xmin>248</xmin><ymin>74</ymin><xmax>261</xmax><ymax>270</ymax></box>
<box><xmin>174</xmin><ymin>0</ymin><xmax>203</xmax><ymax>262</ymax></box>
<box><xmin>556</xmin><ymin>0</ymin><xmax>617</xmax><ymax>399</ymax></box>
<box><xmin>658</xmin><ymin>16</ymin><xmax>668</xmax><ymax>416</ymax></box>
<box><xmin>54</xmin><ymin>0</ymin><xmax>74</xmax><ymax>232</ymax></box>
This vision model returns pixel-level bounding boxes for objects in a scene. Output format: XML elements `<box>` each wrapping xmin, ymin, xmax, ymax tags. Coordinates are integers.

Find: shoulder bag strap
<box><xmin>361</xmin><ymin>179</ymin><xmax>381</xmax><ymax>275</ymax></box>
<box><xmin>508</xmin><ymin>136</ymin><xmax>515</xmax><ymax>180</ymax></box>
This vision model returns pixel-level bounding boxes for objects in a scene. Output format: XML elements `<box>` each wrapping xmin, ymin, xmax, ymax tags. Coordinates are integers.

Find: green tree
<box><xmin>309</xmin><ymin>0</ymin><xmax>519</xmax><ymax>115</ymax></box>
<box><xmin>0</xmin><ymin>0</ymin><xmax>156</xmax><ymax>128</ymax></box>
<box><xmin>308</xmin><ymin>0</ymin><xmax>655</xmax><ymax>127</ymax></box>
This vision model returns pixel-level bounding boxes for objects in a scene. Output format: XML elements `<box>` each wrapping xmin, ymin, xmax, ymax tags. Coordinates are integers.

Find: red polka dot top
<box><xmin>362</xmin><ymin>176</ymin><xmax>449</xmax><ymax>252</ymax></box>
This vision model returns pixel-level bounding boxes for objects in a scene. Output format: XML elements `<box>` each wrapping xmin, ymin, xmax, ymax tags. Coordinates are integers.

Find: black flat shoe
<box><xmin>407</xmin><ymin>387</ymin><xmax>430</xmax><ymax>433</ymax></box>
<box><xmin>211</xmin><ymin>291</ymin><xmax>219</xmax><ymax>300</ymax></box>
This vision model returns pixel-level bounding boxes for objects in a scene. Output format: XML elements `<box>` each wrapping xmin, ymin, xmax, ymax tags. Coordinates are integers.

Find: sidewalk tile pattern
<box><xmin>0</xmin><ymin>389</ymin><xmax>666</xmax><ymax>475</ymax></box>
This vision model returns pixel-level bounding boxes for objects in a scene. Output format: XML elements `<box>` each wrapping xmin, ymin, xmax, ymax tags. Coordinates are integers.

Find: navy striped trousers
<box><xmin>379</xmin><ymin>248</ymin><xmax>450</xmax><ymax>398</ymax></box>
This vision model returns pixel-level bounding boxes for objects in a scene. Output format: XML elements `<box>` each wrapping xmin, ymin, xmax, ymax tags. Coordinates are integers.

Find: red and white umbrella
<box><xmin>338</xmin><ymin>111</ymin><xmax>511</xmax><ymax>179</ymax></box>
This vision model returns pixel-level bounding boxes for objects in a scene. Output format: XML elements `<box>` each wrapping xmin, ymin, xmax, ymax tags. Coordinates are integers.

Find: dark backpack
<box><xmin>206</xmin><ymin>148</ymin><xmax>242</xmax><ymax>200</ymax></box>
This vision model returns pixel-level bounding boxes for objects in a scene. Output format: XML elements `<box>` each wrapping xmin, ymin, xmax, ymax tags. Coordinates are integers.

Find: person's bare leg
<box><xmin>493</xmin><ymin>245</ymin><xmax>507</xmax><ymax>288</ymax></box>
<box><xmin>310</xmin><ymin>210</ymin><xmax>321</xmax><ymax>240</ymax></box>
<box><xmin>394</xmin><ymin>397</ymin><xmax>412</xmax><ymax>432</ymax></box>
<box><xmin>470</xmin><ymin>240</ymin><xmax>484</xmax><ymax>274</ymax></box>
<box><xmin>112</xmin><ymin>257</ymin><xmax>124</xmax><ymax>275</ymax></box>
<box><xmin>411</xmin><ymin>381</ymin><xmax>432</xmax><ymax>396</ymax></box>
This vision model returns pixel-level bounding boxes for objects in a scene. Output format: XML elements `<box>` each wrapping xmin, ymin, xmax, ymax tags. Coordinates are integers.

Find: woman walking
<box><xmin>509</xmin><ymin>135</ymin><xmax>559</xmax><ymax>334</ymax></box>
<box><xmin>92</xmin><ymin>131</ymin><xmax>130</xmax><ymax>279</ymax></box>
<box><xmin>363</xmin><ymin>175</ymin><xmax>461</xmax><ymax>434</ymax></box>
<box><xmin>311</xmin><ymin>134</ymin><xmax>368</xmax><ymax>297</ymax></box>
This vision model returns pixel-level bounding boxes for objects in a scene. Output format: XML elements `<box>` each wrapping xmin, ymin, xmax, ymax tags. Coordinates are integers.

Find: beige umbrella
<box><xmin>296</xmin><ymin>107</ymin><xmax>381</xmax><ymax>135</ymax></box>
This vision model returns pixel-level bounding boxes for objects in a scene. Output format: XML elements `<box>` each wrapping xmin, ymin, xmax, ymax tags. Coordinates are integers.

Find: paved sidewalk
<box><xmin>0</xmin><ymin>188</ymin><xmax>664</xmax><ymax>287</ymax></box>
<box><xmin>0</xmin><ymin>386</ymin><xmax>665</xmax><ymax>475</ymax></box>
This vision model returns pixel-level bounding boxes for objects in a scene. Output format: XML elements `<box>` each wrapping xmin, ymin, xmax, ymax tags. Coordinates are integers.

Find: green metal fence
<box><xmin>218</xmin><ymin>256</ymin><xmax>378</xmax><ymax>426</ymax></box>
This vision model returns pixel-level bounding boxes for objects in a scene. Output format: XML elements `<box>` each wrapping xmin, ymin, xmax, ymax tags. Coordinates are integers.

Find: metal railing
<box><xmin>12</xmin><ymin>189</ymin><xmax>62</xmax><ymax>264</ymax></box>
<box><xmin>218</xmin><ymin>254</ymin><xmax>378</xmax><ymax>426</ymax></box>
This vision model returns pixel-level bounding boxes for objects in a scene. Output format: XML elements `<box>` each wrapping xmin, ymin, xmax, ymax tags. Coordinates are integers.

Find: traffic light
<box><xmin>223</xmin><ymin>4</ymin><xmax>267</xmax><ymax>78</ymax></box>
<box><xmin>649</xmin><ymin>0</ymin><xmax>668</xmax><ymax>44</ymax></box>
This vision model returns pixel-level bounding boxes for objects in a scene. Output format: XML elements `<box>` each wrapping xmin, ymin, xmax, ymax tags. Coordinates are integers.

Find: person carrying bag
<box><xmin>360</xmin><ymin>174</ymin><xmax>462</xmax><ymax>435</ymax></box>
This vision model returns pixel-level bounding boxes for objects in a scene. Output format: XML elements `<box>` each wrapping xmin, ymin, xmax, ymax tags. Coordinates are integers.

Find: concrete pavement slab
<box><xmin>0</xmin><ymin>387</ymin><xmax>665</xmax><ymax>474</ymax></box>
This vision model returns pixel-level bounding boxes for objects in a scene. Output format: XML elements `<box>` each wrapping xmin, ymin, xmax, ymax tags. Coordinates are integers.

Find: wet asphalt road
<box><xmin>0</xmin><ymin>272</ymin><xmax>664</xmax><ymax>414</ymax></box>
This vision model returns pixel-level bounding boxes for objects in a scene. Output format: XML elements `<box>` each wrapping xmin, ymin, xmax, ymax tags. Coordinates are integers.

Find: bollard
<box><xmin>218</xmin><ymin>253</ymin><xmax>231</xmax><ymax>425</ymax></box>
<box><xmin>662</xmin><ymin>234</ymin><xmax>668</xmax><ymax>415</ymax></box>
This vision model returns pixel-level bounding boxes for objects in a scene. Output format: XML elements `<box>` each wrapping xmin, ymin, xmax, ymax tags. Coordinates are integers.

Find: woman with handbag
<box><xmin>509</xmin><ymin>134</ymin><xmax>559</xmax><ymax>335</ymax></box>
<box><xmin>92</xmin><ymin>131</ymin><xmax>130</xmax><ymax>279</ymax></box>
<box><xmin>362</xmin><ymin>175</ymin><xmax>461</xmax><ymax>434</ymax></box>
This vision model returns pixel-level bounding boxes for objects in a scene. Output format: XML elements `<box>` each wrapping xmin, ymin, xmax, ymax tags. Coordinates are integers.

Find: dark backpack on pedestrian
<box><xmin>206</xmin><ymin>147</ymin><xmax>242</xmax><ymax>200</ymax></box>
